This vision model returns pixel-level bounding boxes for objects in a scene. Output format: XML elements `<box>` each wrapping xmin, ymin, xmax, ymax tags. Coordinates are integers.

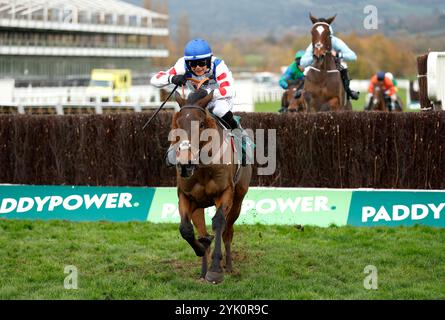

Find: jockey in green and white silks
<box><xmin>279</xmin><ymin>50</ymin><xmax>306</xmax><ymax>90</ymax></box>
<box><xmin>278</xmin><ymin>50</ymin><xmax>306</xmax><ymax>112</ymax></box>
<box><xmin>300</xmin><ymin>25</ymin><xmax>360</xmax><ymax>100</ymax></box>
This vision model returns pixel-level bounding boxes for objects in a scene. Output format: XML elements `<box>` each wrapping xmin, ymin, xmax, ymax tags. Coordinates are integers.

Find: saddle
<box><xmin>209</xmin><ymin>113</ymin><xmax>254</xmax><ymax>167</ymax></box>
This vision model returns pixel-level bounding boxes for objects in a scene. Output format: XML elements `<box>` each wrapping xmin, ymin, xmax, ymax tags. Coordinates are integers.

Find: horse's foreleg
<box><xmin>206</xmin><ymin>189</ymin><xmax>233</xmax><ymax>284</ymax></box>
<box><xmin>178</xmin><ymin>193</ymin><xmax>206</xmax><ymax>257</ymax></box>
<box><xmin>191</xmin><ymin>208</ymin><xmax>214</xmax><ymax>279</ymax></box>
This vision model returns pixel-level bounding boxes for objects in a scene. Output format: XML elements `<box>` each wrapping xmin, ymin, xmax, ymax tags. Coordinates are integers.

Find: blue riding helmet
<box><xmin>377</xmin><ymin>71</ymin><xmax>386</xmax><ymax>81</ymax></box>
<box><xmin>184</xmin><ymin>38</ymin><xmax>213</xmax><ymax>70</ymax></box>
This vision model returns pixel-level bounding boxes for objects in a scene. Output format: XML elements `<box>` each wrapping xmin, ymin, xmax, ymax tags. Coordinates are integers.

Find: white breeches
<box><xmin>207</xmin><ymin>98</ymin><xmax>233</xmax><ymax>117</ymax></box>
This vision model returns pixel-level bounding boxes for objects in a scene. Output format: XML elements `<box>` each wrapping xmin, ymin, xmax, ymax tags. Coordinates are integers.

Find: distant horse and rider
<box><xmin>278</xmin><ymin>51</ymin><xmax>306</xmax><ymax>113</ymax></box>
<box><xmin>368</xmin><ymin>81</ymin><xmax>389</xmax><ymax>111</ymax></box>
<box><xmin>366</xmin><ymin>71</ymin><xmax>403</xmax><ymax>112</ymax></box>
<box><xmin>278</xmin><ymin>13</ymin><xmax>360</xmax><ymax>113</ymax></box>
<box><xmin>299</xmin><ymin>14</ymin><xmax>360</xmax><ymax>112</ymax></box>
<box><xmin>281</xmin><ymin>79</ymin><xmax>306</xmax><ymax>112</ymax></box>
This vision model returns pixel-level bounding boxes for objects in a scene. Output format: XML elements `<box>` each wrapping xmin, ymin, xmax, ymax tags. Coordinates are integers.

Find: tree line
<box><xmin>157</xmin><ymin>12</ymin><xmax>445</xmax><ymax>79</ymax></box>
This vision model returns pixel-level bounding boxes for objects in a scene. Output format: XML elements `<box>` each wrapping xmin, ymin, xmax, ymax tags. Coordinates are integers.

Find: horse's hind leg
<box><xmin>191</xmin><ymin>208</ymin><xmax>214</xmax><ymax>279</ymax></box>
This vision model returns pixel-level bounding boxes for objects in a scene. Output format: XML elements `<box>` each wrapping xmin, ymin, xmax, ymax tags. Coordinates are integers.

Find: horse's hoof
<box><xmin>205</xmin><ymin>271</ymin><xmax>224</xmax><ymax>284</ymax></box>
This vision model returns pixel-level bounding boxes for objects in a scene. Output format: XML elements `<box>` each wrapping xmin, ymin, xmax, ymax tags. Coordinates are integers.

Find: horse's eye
<box><xmin>200</xmin><ymin>122</ymin><xmax>205</xmax><ymax>129</ymax></box>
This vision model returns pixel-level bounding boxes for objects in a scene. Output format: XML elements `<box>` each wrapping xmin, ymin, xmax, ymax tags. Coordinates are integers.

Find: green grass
<box><xmin>1</xmin><ymin>220</ymin><xmax>444</xmax><ymax>299</ymax></box>
<box><xmin>255</xmin><ymin>88</ymin><xmax>413</xmax><ymax>112</ymax></box>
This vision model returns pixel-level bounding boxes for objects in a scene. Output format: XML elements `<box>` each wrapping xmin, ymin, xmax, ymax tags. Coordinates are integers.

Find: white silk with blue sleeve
<box><xmin>300</xmin><ymin>36</ymin><xmax>357</xmax><ymax>68</ymax></box>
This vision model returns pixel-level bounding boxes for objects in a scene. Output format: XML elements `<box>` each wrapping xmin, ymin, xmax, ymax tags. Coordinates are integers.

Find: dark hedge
<box><xmin>0</xmin><ymin>111</ymin><xmax>444</xmax><ymax>189</ymax></box>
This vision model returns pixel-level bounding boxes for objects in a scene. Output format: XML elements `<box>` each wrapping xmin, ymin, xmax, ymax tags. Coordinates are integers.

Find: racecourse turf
<box><xmin>0</xmin><ymin>220</ymin><xmax>444</xmax><ymax>299</ymax></box>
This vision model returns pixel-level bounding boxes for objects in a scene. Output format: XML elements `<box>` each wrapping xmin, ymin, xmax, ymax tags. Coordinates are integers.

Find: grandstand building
<box><xmin>0</xmin><ymin>0</ymin><xmax>169</xmax><ymax>86</ymax></box>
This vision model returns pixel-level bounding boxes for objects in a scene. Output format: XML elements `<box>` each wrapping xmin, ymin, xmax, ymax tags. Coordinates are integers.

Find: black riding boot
<box><xmin>340</xmin><ymin>68</ymin><xmax>359</xmax><ymax>100</ymax></box>
<box><xmin>221</xmin><ymin>111</ymin><xmax>248</xmax><ymax>166</ymax></box>
<box><xmin>221</xmin><ymin>111</ymin><xmax>239</xmax><ymax>130</ymax></box>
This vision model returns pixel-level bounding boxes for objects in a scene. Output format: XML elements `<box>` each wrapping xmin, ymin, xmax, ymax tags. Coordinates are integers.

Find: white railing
<box><xmin>0</xmin><ymin>78</ymin><xmax>420</xmax><ymax>115</ymax></box>
<box><xmin>427</xmin><ymin>52</ymin><xmax>445</xmax><ymax>109</ymax></box>
<box><xmin>0</xmin><ymin>85</ymin><xmax>178</xmax><ymax>115</ymax></box>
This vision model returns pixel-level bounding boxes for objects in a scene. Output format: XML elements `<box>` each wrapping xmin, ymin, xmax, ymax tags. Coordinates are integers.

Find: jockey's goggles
<box><xmin>189</xmin><ymin>59</ymin><xmax>208</xmax><ymax>68</ymax></box>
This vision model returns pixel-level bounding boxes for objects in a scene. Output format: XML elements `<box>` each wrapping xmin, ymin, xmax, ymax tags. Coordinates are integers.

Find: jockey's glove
<box><xmin>170</xmin><ymin>74</ymin><xmax>187</xmax><ymax>86</ymax></box>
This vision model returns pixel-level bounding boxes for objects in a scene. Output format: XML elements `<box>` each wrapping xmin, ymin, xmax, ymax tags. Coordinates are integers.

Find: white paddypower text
<box><xmin>0</xmin><ymin>193</ymin><xmax>133</xmax><ymax>214</ymax></box>
<box><xmin>161</xmin><ymin>196</ymin><xmax>330</xmax><ymax>219</ymax></box>
<box><xmin>362</xmin><ymin>203</ymin><xmax>445</xmax><ymax>222</ymax></box>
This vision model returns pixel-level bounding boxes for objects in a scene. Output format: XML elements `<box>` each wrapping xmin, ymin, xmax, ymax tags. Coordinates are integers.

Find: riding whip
<box><xmin>142</xmin><ymin>84</ymin><xmax>179</xmax><ymax>130</ymax></box>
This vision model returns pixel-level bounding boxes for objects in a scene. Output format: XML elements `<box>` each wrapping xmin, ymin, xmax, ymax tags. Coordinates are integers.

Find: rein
<box><xmin>186</xmin><ymin>77</ymin><xmax>211</xmax><ymax>91</ymax></box>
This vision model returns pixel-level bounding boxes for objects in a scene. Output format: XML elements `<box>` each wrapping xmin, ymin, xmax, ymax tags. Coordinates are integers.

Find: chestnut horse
<box><xmin>367</xmin><ymin>82</ymin><xmax>404</xmax><ymax>112</ymax></box>
<box><xmin>171</xmin><ymin>89</ymin><xmax>252</xmax><ymax>284</ymax></box>
<box><xmin>303</xmin><ymin>14</ymin><xmax>352</xmax><ymax>112</ymax></box>
<box><xmin>285</xmin><ymin>79</ymin><xmax>306</xmax><ymax>112</ymax></box>
<box><xmin>369</xmin><ymin>81</ymin><xmax>389</xmax><ymax>111</ymax></box>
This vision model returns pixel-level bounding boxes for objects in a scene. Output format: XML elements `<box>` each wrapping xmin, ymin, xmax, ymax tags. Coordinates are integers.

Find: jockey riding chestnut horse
<box><xmin>299</xmin><ymin>14</ymin><xmax>359</xmax><ymax>111</ymax></box>
<box><xmin>150</xmin><ymin>39</ymin><xmax>253</xmax><ymax>283</ymax></box>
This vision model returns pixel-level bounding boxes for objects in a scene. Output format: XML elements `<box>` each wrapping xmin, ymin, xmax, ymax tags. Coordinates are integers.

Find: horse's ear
<box><xmin>197</xmin><ymin>91</ymin><xmax>214</xmax><ymax>109</ymax></box>
<box><xmin>309</xmin><ymin>13</ymin><xmax>318</xmax><ymax>24</ymax></box>
<box><xmin>175</xmin><ymin>92</ymin><xmax>186</xmax><ymax>108</ymax></box>
<box><xmin>326</xmin><ymin>14</ymin><xmax>337</xmax><ymax>25</ymax></box>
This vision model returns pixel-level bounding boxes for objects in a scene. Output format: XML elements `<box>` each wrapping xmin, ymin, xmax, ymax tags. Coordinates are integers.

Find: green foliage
<box><xmin>1</xmin><ymin>220</ymin><xmax>444</xmax><ymax>299</ymax></box>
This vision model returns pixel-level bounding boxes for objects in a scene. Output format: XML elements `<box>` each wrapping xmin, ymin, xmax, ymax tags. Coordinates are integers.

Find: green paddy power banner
<box><xmin>148</xmin><ymin>187</ymin><xmax>351</xmax><ymax>227</ymax></box>
<box><xmin>348</xmin><ymin>190</ymin><xmax>445</xmax><ymax>227</ymax></box>
<box><xmin>1</xmin><ymin>185</ymin><xmax>444</xmax><ymax>227</ymax></box>
<box><xmin>0</xmin><ymin>185</ymin><xmax>155</xmax><ymax>222</ymax></box>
